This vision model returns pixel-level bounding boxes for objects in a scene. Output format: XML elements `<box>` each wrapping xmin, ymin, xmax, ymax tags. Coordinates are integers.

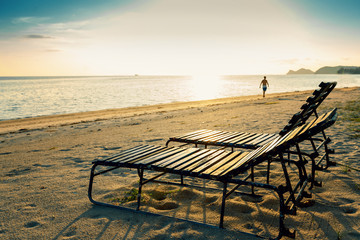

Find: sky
<box><xmin>0</xmin><ymin>0</ymin><xmax>360</xmax><ymax>76</ymax></box>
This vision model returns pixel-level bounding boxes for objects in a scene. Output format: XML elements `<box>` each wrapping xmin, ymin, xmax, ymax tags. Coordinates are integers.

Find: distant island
<box><xmin>287</xmin><ymin>68</ymin><xmax>314</xmax><ymax>74</ymax></box>
<box><xmin>287</xmin><ymin>66</ymin><xmax>360</xmax><ymax>75</ymax></box>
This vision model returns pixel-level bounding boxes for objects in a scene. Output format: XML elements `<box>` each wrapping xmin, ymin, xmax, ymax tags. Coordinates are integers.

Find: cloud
<box><xmin>274</xmin><ymin>59</ymin><xmax>299</xmax><ymax>65</ymax></box>
<box><xmin>24</xmin><ymin>34</ymin><xmax>53</xmax><ymax>39</ymax></box>
<box><xmin>45</xmin><ymin>49</ymin><xmax>61</xmax><ymax>52</ymax></box>
<box><xmin>28</xmin><ymin>20</ymin><xmax>91</xmax><ymax>39</ymax></box>
<box><xmin>12</xmin><ymin>17</ymin><xmax>50</xmax><ymax>24</ymax></box>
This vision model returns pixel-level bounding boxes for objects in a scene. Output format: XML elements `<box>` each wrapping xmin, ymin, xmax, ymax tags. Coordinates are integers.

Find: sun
<box><xmin>189</xmin><ymin>74</ymin><xmax>222</xmax><ymax>100</ymax></box>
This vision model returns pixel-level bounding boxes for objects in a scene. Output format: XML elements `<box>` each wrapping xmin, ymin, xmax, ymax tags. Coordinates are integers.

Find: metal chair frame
<box><xmin>88</xmin><ymin>109</ymin><xmax>337</xmax><ymax>240</ymax></box>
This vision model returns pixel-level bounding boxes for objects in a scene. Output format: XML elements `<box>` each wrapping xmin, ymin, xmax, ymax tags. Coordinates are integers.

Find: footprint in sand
<box><xmin>257</xmin><ymin>169</ymin><xmax>268</xmax><ymax>177</ymax></box>
<box><xmin>33</xmin><ymin>164</ymin><xmax>53</xmax><ymax>168</ymax></box>
<box><xmin>144</xmin><ymin>188</ymin><xmax>182</xmax><ymax>210</ymax></box>
<box><xmin>204</xmin><ymin>196</ymin><xmax>218</xmax><ymax>204</ymax></box>
<box><xmin>20</xmin><ymin>203</ymin><xmax>37</xmax><ymax>213</ymax></box>
<box><xmin>0</xmin><ymin>152</ymin><xmax>12</xmax><ymax>155</ymax></box>
<box><xmin>226</xmin><ymin>200</ymin><xmax>254</xmax><ymax>213</ymax></box>
<box><xmin>172</xmin><ymin>188</ymin><xmax>200</xmax><ymax>201</ymax></box>
<box><xmin>261</xmin><ymin>197</ymin><xmax>279</xmax><ymax>208</ymax></box>
<box><xmin>64</xmin><ymin>157</ymin><xmax>84</xmax><ymax>163</ymax></box>
<box><xmin>149</xmin><ymin>190</ymin><xmax>168</xmax><ymax>201</ymax></box>
<box><xmin>64</xmin><ymin>226</ymin><xmax>77</xmax><ymax>237</ymax></box>
<box><xmin>147</xmin><ymin>233</ymin><xmax>169</xmax><ymax>240</ymax></box>
<box><xmin>6</xmin><ymin>167</ymin><xmax>32</xmax><ymax>177</ymax></box>
<box><xmin>240</xmin><ymin>194</ymin><xmax>263</xmax><ymax>203</ymax></box>
<box><xmin>347</xmin><ymin>232</ymin><xmax>360</xmax><ymax>239</ymax></box>
<box><xmin>342</xmin><ymin>205</ymin><xmax>357</xmax><ymax>214</ymax></box>
<box><xmin>102</xmin><ymin>146</ymin><xmax>122</xmax><ymax>151</ymax></box>
<box><xmin>59</xmin><ymin>148</ymin><xmax>72</xmax><ymax>152</ymax></box>
<box><xmin>339</xmin><ymin>197</ymin><xmax>355</xmax><ymax>204</ymax></box>
<box><xmin>28</xmin><ymin>149</ymin><xmax>41</xmax><ymax>153</ymax></box>
<box><xmin>154</xmin><ymin>201</ymin><xmax>179</xmax><ymax>210</ymax></box>
<box><xmin>24</xmin><ymin>221</ymin><xmax>40</xmax><ymax>228</ymax></box>
<box><xmin>145</xmin><ymin>138</ymin><xmax>164</xmax><ymax>142</ymax></box>
<box><xmin>88</xmin><ymin>214</ymin><xmax>108</xmax><ymax>220</ymax></box>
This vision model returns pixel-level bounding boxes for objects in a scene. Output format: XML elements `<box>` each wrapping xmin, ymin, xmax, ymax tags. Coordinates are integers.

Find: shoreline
<box><xmin>0</xmin><ymin>89</ymin><xmax>319</xmax><ymax>134</ymax></box>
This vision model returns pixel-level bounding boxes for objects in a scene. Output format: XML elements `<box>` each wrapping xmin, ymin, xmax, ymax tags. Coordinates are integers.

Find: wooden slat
<box><xmin>298</xmin><ymin>110</ymin><xmax>333</xmax><ymax>136</ymax></box>
<box><xmin>242</xmin><ymin>133</ymin><xmax>273</xmax><ymax>146</ymax></box>
<box><xmin>135</xmin><ymin>147</ymin><xmax>187</xmax><ymax>166</ymax></box>
<box><xmin>117</xmin><ymin>146</ymin><xmax>171</xmax><ymax>164</ymax></box>
<box><xmin>182</xmin><ymin>151</ymin><xmax>230</xmax><ymax>172</ymax></box>
<box><xmin>172</xmin><ymin>129</ymin><xmax>211</xmax><ymax>139</ymax></box>
<box><xmin>213</xmin><ymin>132</ymin><xmax>252</xmax><ymax>146</ymax></box>
<box><xmin>276</xmin><ymin>123</ymin><xmax>308</xmax><ymax>147</ymax></box>
<box><xmin>231</xmin><ymin>133</ymin><xmax>264</xmax><ymax>145</ymax></box>
<box><xmin>200</xmin><ymin>151</ymin><xmax>243</xmax><ymax>175</ymax></box>
<box><xmin>172</xmin><ymin>149</ymin><xmax>224</xmax><ymax>171</ymax></box>
<box><xmin>199</xmin><ymin>131</ymin><xmax>231</xmax><ymax>142</ymax></box>
<box><xmin>225</xmin><ymin>132</ymin><xmax>257</xmax><ymax>144</ymax></box>
<box><xmin>184</xmin><ymin>130</ymin><xmax>223</xmax><ymax>141</ymax></box>
<box><xmin>107</xmin><ymin>145</ymin><xmax>162</xmax><ymax>162</ymax></box>
<box><xmin>164</xmin><ymin>149</ymin><xmax>215</xmax><ymax>169</ymax></box>
<box><xmin>196</xmin><ymin>131</ymin><xmax>229</xmax><ymax>142</ymax></box>
<box><xmin>201</xmin><ymin>130</ymin><xmax>244</xmax><ymax>142</ymax></box>
<box><xmin>210</xmin><ymin>152</ymin><xmax>249</xmax><ymax>176</ymax></box>
<box><xmin>220</xmin><ymin>135</ymin><xmax>282</xmax><ymax>177</ymax></box>
<box><xmin>98</xmin><ymin>145</ymin><xmax>151</xmax><ymax>162</ymax></box>
<box><xmin>105</xmin><ymin>145</ymin><xmax>166</xmax><ymax>164</ymax></box>
<box><xmin>169</xmin><ymin>129</ymin><xmax>202</xmax><ymax>139</ymax></box>
<box><xmin>310</xmin><ymin>84</ymin><xmax>334</xmax><ymax>103</ymax></box>
<box><xmin>252</xmin><ymin>134</ymin><xmax>279</xmax><ymax>147</ymax></box>
<box><xmin>188</xmin><ymin>151</ymin><xmax>235</xmax><ymax>173</ymax></box>
<box><xmin>205</xmin><ymin>131</ymin><xmax>246</xmax><ymax>144</ymax></box>
<box><xmin>151</xmin><ymin>148</ymin><xmax>201</xmax><ymax>168</ymax></box>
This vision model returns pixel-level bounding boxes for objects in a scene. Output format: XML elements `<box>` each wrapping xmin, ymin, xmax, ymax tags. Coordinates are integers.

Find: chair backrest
<box><xmin>224</xmin><ymin>108</ymin><xmax>338</xmax><ymax>177</ymax></box>
<box><xmin>278</xmin><ymin>81</ymin><xmax>337</xmax><ymax>136</ymax></box>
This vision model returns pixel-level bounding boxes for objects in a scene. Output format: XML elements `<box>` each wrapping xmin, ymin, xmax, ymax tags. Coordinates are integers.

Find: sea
<box><xmin>1</xmin><ymin>74</ymin><xmax>360</xmax><ymax>121</ymax></box>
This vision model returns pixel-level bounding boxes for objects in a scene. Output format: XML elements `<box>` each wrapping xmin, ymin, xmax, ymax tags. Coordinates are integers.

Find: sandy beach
<box><xmin>1</xmin><ymin>87</ymin><xmax>360</xmax><ymax>239</ymax></box>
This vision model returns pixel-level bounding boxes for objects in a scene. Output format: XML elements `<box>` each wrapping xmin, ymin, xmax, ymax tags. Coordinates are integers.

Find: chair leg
<box><xmin>88</xmin><ymin>163</ymin><xmax>98</xmax><ymax>204</ymax></box>
<box><xmin>267</xmin><ymin>159</ymin><xmax>271</xmax><ymax>184</ymax></box>
<box><xmin>309</xmin><ymin>157</ymin><xmax>322</xmax><ymax>189</ymax></box>
<box><xmin>279</xmin><ymin>154</ymin><xmax>297</xmax><ymax>205</ymax></box>
<box><xmin>251</xmin><ymin>166</ymin><xmax>255</xmax><ymax>195</ymax></box>
<box><xmin>288</xmin><ymin>150</ymin><xmax>291</xmax><ymax>166</ymax></box>
<box><xmin>219</xmin><ymin>182</ymin><xmax>227</xmax><ymax>228</ymax></box>
<box><xmin>277</xmin><ymin>188</ymin><xmax>296</xmax><ymax>239</ymax></box>
<box><xmin>295</xmin><ymin>144</ymin><xmax>308</xmax><ymax>183</ymax></box>
<box><xmin>322</xmin><ymin>137</ymin><xmax>336</xmax><ymax>169</ymax></box>
<box><xmin>137</xmin><ymin>169</ymin><xmax>144</xmax><ymax>211</ymax></box>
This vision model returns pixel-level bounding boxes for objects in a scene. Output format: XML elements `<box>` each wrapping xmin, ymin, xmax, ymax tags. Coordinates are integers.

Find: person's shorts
<box><xmin>263</xmin><ymin>86</ymin><xmax>267</xmax><ymax>91</ymax></box>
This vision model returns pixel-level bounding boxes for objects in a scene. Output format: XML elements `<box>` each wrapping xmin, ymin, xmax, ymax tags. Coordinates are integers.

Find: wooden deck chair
<box><xmin>166</xmin><ymin>82</ymin><xmax>337</xmax><ymax>171</ymax></box>
<box><xmin>88</xmin><ymin>108</ymin><xmax>337</xmax><ymax>240</ymax></box>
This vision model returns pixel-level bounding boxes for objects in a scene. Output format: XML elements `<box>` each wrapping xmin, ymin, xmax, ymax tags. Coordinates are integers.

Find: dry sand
<box><xmin>1</xmin><ymin>88</ymin><xmax>360</xmax><ymax>239</ymax></box>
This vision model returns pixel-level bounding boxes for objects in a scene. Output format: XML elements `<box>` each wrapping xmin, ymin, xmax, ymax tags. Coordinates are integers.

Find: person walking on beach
<box><xmin>259</xmin><ymin>76</ymin><xmax>269</xmax><ymax>97</ymax></box>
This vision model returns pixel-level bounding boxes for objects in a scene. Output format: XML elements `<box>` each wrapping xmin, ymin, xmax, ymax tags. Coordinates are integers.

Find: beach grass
<box><xmin>335</xmin><ymin>97</ymin><xmax>360</xmax><ymax>138</ymax></box>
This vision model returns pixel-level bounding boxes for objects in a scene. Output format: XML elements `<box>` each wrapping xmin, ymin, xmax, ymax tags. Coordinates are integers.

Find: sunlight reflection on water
<box><xmin>1</xmin><ymin>74</ymin><xmax>360</xmax><ymax>120</ymax></box>
<box><xmin>189</xmin><ymin>75</ymin><xmax>222</xmax><ymax>100</ymax></box>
